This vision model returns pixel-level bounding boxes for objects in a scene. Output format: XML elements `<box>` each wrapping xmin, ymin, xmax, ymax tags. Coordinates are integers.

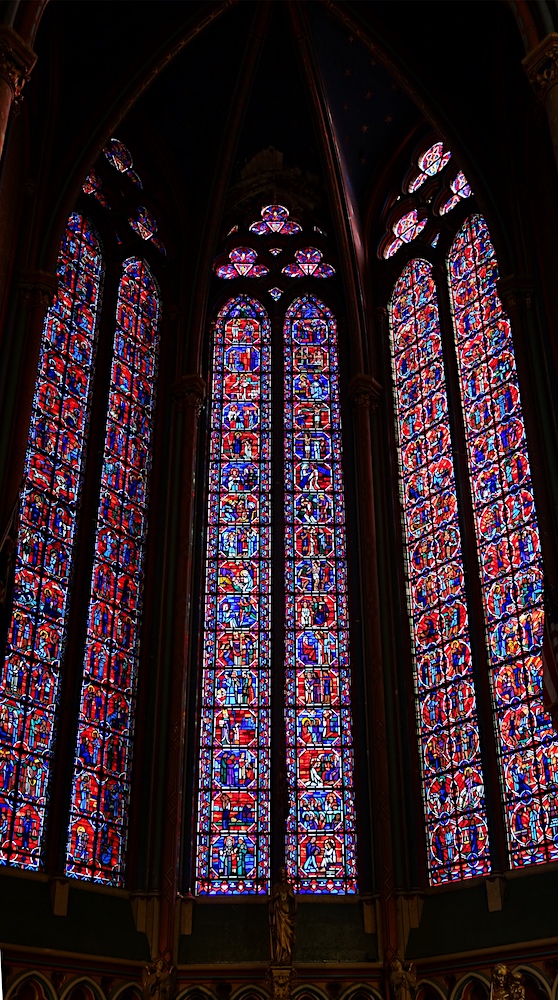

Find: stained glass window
<box><xmin>195</xmin><ymin>295</ymin><xmax>271</xmax><ymax>895</ymax></box>
<box><xmin>383</xmin><ymin>210</ymin><xmax>428</xmax><ymax>260</ymax></box>
<box><xmin>409</xmin><ymin>142</ymin><xmax>452</xmax><ymax>192</ymax></box>
<box><xmin>389</xmin><ymin>260</ymin><xmax>491</xmax><ymax>883</ymax></box>
<box><xmin>448</xmin><ymin>215</ymin><xmax>558</xmax><ymax>867</ymax></box>
<box><xmin>439</xmin><ymin>172</ymin><xmax>473</xmax><ymax>216</ymax></box>
<box><xmin>0</xmin><ymin>214</ymin><xmax>103</xmax><ymax>869</ymax></box>
<box><xmin>249</xmin><ymin>205</ymin><xmax>301</xmax><ymax>236</ymax></box>
<box><xmin>103</xmin><ymin>138</ymin><xmax>143</xmax><ymax>189</ymax></box>
<box><xmin>215</xmin><ymin>248</ymin><xmax>269</xmax><ymax>280</ymax></box>
<box><xmin>82</xmin><ymin>172</ymin><xmax>110</xmax><ymax>210</ymax></box>
<box><xmin>283</xmin><ymin>295</ymin><xmax>358</xmax><ymax>893</ymax></box>
<box><xmin>282</xmin><ymin>248</ymin><xmax>335</xmax><ymax>279</ymax></box>
<box><xmin>65</xmin><ymin>258</ymin><xmax>160</xmax><ymax>885</ymax></box>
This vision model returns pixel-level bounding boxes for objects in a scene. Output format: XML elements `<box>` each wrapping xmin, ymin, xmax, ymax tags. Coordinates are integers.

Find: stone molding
<box><xmin>172</xmin><ymin>374</ymin><xmax>206</xmax><ymax>414</ymax></box>
<box><xmin>348</xmin><ymin>372</ymin><xmax>382</xmax><ymax>412</ymax></box>
<box><xmin>0</xmin><ymin>24</ymin><xmax>37</xmax><ymax>101</ymax></box>
<box><xmin>523</xmin><ymin>33</ymin><xmax>558</xmax><ymax>102</ymax></box>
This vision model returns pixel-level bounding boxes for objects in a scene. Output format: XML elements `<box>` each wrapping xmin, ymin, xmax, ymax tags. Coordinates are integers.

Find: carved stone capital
<box><xmin>348</xmin><ymin>373</ymin><xmax>382</xmax><ymax>412</ymax></box>
<box><xmin>18</xmin><ymin>269</ymin><xmax>57</xmax><ymax>311</ymax></box>
<box><xmin>0</xmin><ymin>25</ymin><xmax>37</xmax><ymax>101</ymax></box>
<box><xmin>266</xmin><ymin>966</ymin><xmax>298</xmax><ymax>1000</ymax></box>
<box><xmin>497</xmin><ymin>275</ymin><xmax>534</xmax><ymax>313</ymax></box>
<box><xmin>172</xmin><ymin>374</ymin><xmax>206</xmax><ymax>415</ymax></box>
<box><xmin>523</xmin><ymin>33</ymin><xmax>558</xmax><ymax>102</ymax></box>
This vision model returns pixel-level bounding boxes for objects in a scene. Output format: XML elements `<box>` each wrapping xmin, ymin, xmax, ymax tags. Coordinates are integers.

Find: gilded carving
<box><xmin>348</xmin><ymin>373</ymin><xmax>382</xmax><ymax>412</ymax></box>
<box><xmin>269</xmin><ymin>866</ymin><xmax>296</xmax><ymax>966</ymax></box>
<box><xmin>389</xmin><ymin>955</ymin><xmax>416</xmax><ymax>1000</ymax></box>
<box><xmin>523</xmin><ymin>34</ymin><xmax>558</xmax><ymax>102</ymax></box>
<box><xmin>142</xmin><ymin>957</ymin><xmax>177</xmax><ymax>1000</ymax></box>
<box><xmin>172</xmin><ymin>374</ymin><xmax>206</xmax><ymax>414</ymax></box>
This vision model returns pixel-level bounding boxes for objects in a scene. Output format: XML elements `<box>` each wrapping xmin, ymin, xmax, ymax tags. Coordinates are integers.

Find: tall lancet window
<box><xmin>383</xmin><ymin>139</ymin><xmax>556</xmax><ymax>882</ymax></box>
<box><xmin>390</xmin><ymin>260</ymin><xmax>490</xmax><ymax>884</ymax></box>
<box><xmin>0</xmin><ymin>214</ymin><xmax>103</xmax><ymax>869</ymax></box>
<box><xmin>195</xmin><ymin>295</ymin><xmax>272</xmax><ymax>896</ymax></box>
<box><xmin>284</xmin><ymin>295</ymin><xmax>357</xmax><ymax>894</ymax></box>
<box><xmin>195</xmin><ymin>206</ymin><xmax>357</xmax><ymax>896</ymax></box>
<box><xmin>448</xmin><ymin>216</ymin><xmax>554</xmax><ymax>868</ymax></box>
<box><xmin>66</xmin><ymin>258</ymin><xmax>161</xmax><ymax>885</ymax></box>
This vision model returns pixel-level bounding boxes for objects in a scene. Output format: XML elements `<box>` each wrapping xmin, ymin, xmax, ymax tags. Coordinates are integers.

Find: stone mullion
<box><xmin>348</xmin><ymin>370</ymin><xmax>398</xmax><ymax>964</ymax></box>
<box><xmin>158</xmin><ymin>373</ymin><xmax>205</xmax><ymax>963</ymax></box>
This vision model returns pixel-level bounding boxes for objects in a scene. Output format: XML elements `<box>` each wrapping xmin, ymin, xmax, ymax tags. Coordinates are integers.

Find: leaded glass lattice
<box><xmin>195</xmin><ymin>295</ymin><xmax>271</xmax><ymax>895</ymax></box>
<box><xmin>0</xmin><ymin>214</ymin><xmax>103</xmax><ymax>869</ymax></box>
<box><xmin>448</xmin><ymin>215</ymin><xmax>558</xmax><ymax>867</ymax></box>
<box><xmin>389</xmin><ymin>259</ymin><xmax>491</xmax><ymax>884</ymax></box>
<box><xmin>66</xmin><ymin>258</ymin><xmax>160</xmax><ymax>884</ymax></box>
<box><xmin>283</xmin><ymin>295</ymin><xmax>357</xmax><ymax>893</ymax></box>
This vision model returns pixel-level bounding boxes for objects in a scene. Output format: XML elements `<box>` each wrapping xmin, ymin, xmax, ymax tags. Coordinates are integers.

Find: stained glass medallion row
<box><xmin>194</xmin><ymin>293</ymin><xmax>358</xmax><ymax>895</ymax></box>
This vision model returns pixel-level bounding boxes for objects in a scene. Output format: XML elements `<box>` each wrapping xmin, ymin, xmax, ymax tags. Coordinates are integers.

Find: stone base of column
<box><xmin>266</xmin><ymin>966</ymin><xmax>298</xmax><ymax>1000</ymax></box>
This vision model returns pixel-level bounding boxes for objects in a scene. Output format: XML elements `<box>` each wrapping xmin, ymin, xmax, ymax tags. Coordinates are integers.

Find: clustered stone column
<box><xmin>523</xmin><ymin>33</ymin><xmax>558</xmax><ymax>172</ymax></box>
<box><xmin>0</xmin><ymin>24</ymin><xmax>36</xmax><ymax>160</ymax></box>
<box><xmin>158</xmin><ymin>374</ymin><xmax>205</xmax><ymax>965</ymax></box>
<box><xmin>348</xmin><ymin>368</ymin><xmax>398</xmax><ymax>965</ymax></box>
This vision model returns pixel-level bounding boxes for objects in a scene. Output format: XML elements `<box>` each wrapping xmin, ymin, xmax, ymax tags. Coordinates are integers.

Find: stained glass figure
<box><xmin>448</xmin><ymin>215</ymin><xmax>558</xmax><ymax>867</ymax></box>
<box><xmin>215</xmin><ymin>248</ymin><xmax>269</xmax><ymax>280</ymax></box>
<box><xmin>249</xmin><ymin>205</ymin><xmax>302</xmax><ymax>236</ymax></box>
<box><xmin>65</xmin><ymin>258</ymin><xmax>160</xmax><ymax>884</ymax></box>
<box><xmin>0</xmin><ymin>214</ymin><xmax>104</xmax><ymax>869</ymax></box>
<box><xmin>440</xmin><ymin>172</ymin><xmax>473</xmax><ymax>216</ymax></box>
<box><xmin>103</xmin><ymin>139</ymin><xmax>142</xmax><ymax>189</ymax></box>
<box><xmin>282</xmin><ymin>248</ymin><xmax>335</xmax><ymax>279</ymax></box>
<box><xmin>389</xmin><ymin>258</ymin><xmax>491</xmax><ymax>884</ymax></box>
<box><xmin>283</xmin><ymin>295</ymin><xmax>357</xmax><ymax>894</ymax></box>
<box><xmin>82</xmin><ymin>172</ymin><xmax>110</xmax><ymax>210</ymax></box>
<box><xmin>195</xmin><ymin>295</ymin><xmax>271</xmax><ymax>895</ymax></box>
<box><xmin>128</xmin><ymin>207</ymin><xmax>158</xmax><ymax>241</ymax></box>
<box><xmin>269</xmin><ymin>288</ymin><xmax>283</xmax><ymax>301</ymax></box>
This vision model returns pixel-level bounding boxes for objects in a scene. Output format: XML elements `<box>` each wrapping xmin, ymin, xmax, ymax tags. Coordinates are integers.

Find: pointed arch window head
<box><xmin>0</xmin><ymin>214</ymin><xmax>104</xmax><ymax>870</ymax></box>
<box><xmin>282</xmin><ymin>248</ymin><xmax>335</xmax><ymax>279</ymax></box>
<box><xmin>215</xmin><ymin>247</ymin><xmax>269</xmax><ymax>280</ymax></box>
<box><xmin>249</xmin><ymin>205</ymin><xmax>302</xmax><ymax>236</ymax></box>
<box><xmin>66</xmin><ymin>257</ymin><xmax>161</xmax><ymax>885</ymax></box>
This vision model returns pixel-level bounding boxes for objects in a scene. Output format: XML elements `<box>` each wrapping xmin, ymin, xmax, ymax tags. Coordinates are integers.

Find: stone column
<box><xmin>158</xmin><ymin>373</ymin><xmax>205</xmax><ymax>963</ymax></box>
<box><xmin>0</xmin><ymin>24</ymin><xmax>36</xmax><ymax>160</ymax></box>
<box><xmin>0</xmin><ymin>270</ymin><xmax>56</xmax><ymax>528</ymax></box>
<box><xmin>523</xmin><ymin>33</ymin><xmax>558</xmax><ymax>172</ymax></box>
<box><xmin>348</xmin><ymin>369</ymin><xmax>397</xmax><ymax>962</ymax></box>
<box><xmin>498</xmin><ymin>275</ymin><xmax>558</xmax><ymax>587</ymax></box>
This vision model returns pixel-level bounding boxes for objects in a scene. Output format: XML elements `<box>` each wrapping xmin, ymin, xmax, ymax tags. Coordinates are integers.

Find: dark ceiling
<box><xmin>27</xmin><ymin>0</ymin><xmax>534</xmax><ymax>274</ymax></box>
